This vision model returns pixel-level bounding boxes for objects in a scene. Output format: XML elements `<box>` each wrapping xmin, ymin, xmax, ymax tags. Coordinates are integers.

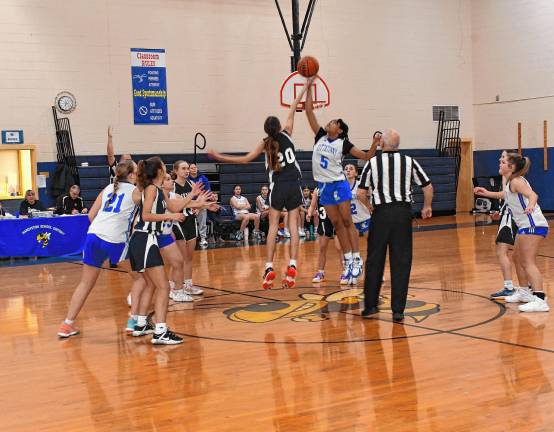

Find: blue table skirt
<box><xmin>0</xmin><ymin>215</ymin><xmax>90</xmax><ymax>258</ymax></box>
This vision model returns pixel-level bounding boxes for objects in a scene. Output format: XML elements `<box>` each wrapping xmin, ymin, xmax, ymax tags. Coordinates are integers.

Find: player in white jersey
<box><xmin>58</xmin><ymin>160</ymin><xmax>143</xmax><ymax>338</ymax></box>
<box><xmin>474</xmin><ymin>150</ymin><xmax>527</xmax><ymax>300</ymax></box>
<box><xmin>475</xmin><ymin>153</ymin><xmax>549</xmax><ymax>312</ymax></box>
<box><xmin>344</xmin><ymin>164</ymin><xmax>372</xmax><ymax>285</ymax></box>
<box><xmin>305</xmin><ymin>86</ymin><xmax>379</xmax><ymax>284</ymax></box>
<box><xmin>209</xmin><ymin>78</ymin><xmax>313</xmax><ymax>290</ymax></box>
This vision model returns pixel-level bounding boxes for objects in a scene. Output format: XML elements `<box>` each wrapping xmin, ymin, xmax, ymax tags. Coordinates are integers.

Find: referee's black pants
<box><xmin>363</xmin><ymin>202</ymin><xmax>413</xmax><ymax>314</ymax></box>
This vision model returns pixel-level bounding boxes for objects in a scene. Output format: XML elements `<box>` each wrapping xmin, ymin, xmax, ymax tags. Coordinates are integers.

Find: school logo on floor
<box><xmin>224</xmin><ymin>288</ymin><xmax>440</xmax><ymax>324</ymax></box>
<box><xmin>36</xmin><ymin>232</ymin><xmax>51</xmax><ymax>248</ymax></box>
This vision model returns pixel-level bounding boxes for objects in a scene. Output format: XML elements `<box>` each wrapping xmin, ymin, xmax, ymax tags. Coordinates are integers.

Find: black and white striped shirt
<box><xmin>359</xmin><ymin>151</ymin><xmax>431</xmax><ymax>206</ymax></box>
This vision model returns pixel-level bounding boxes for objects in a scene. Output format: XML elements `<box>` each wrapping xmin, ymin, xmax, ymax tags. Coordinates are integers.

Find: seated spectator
<box><xmin>256</xmin><ymin>185</ymin><xmax>271</xmax><ymax>237</ymax></box>
<box><xmin>19</xmin><ymin>190</ymin><xmax>46</xmax><ymax>216</ymax></box>
<box><xmin>56</xmin><ymin>185</ymin><xmax>87</xmax><ymax>215</ymax></box>
<box><xmin>0</xmin><ymin>202</ymin><xmax>6</xmax><ymax>216</ymax></box>
<box><xmin>256</xmin><ymin>185</ymin><xmax>270</xmax><ymax>219</ymax></box>
<box><xmin>230</xmin><ymin>185</ymin><xmax>261</xmax><ymax>241</ymax></box>
<box><xmin>299</xmin><ymin>186</ymin><xmax>312</xmax><ymax>237</ymax></box>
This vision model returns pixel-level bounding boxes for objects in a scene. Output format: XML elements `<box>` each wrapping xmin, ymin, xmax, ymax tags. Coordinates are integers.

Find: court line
<box><xmin>54</xmin><ymin>256</ymin><xmax>552</xmax><ymax>352</ymax></box>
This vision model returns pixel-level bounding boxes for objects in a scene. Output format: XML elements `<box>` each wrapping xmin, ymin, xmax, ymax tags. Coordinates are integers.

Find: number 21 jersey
<box><xmin>88</xmin><ymin>182</ymin><xmax>138</xmax><ymax>243</ymax></box>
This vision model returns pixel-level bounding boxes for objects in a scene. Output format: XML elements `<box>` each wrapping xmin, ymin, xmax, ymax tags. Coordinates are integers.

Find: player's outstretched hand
<box><xmin>473</xmin><ymin>187</ymin><xmax>487</xmax><ymax>196</ymax></box>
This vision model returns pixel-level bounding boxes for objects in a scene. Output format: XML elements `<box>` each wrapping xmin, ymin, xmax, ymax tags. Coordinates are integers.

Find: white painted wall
<box><xmin>472</xmin><ymin>0</ymin><xmax>554</xmax><ymax>151</ymax></box>
<box><xmin>0</xmin><ymin>0</ymin><xmax>474</xmax><ymax>161</ymax></box>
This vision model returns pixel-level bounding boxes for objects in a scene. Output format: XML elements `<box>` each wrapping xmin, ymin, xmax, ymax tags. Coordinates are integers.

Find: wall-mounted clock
<box><xmin>55</xmin><ymin>91</ymin><xmax>77</xmax><ymax>114</ymax></box>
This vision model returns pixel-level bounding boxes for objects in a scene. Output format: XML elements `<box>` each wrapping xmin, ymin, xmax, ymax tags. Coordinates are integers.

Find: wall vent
<box><xmin>433</xmin><ymin>105</ymin><xmax>459</xmax><ymax>121</ymax></box>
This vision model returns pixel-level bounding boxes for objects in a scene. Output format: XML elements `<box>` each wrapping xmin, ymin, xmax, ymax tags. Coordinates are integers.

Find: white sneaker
<box><xmin>184</xmin><ymin>282</ymin><xmax>204</xmax><ymax>295</ymax></box>
<box><xmin>340</xmin><ymin>260</ymin><xmax>352</xmax><ymax>285</ymax></box>
<box><xmin>169</xmin><ymin>289</ymin><xmax>194</xmax><ymax>302</ymax></box>
<box><xmin>199</xmin><ymin>239</ymin><xmax>208</xmax><ymax>247</ymax></box>
<box><xmin>505</xmin><ymin>287</ymin><xmax>534</xmax><ymax>303</ymax></box>
<box><xmin>349</xmin><ymin>277</ymin><xmax>358</xmax><ymax>285</ymax></box>
<box><xmin>298</xmin><ymin>228</ymin><xmax>306</xmax><ymax>237</ymax></box>
<box><xmin>351</xmin><ymin>257</ymin><xmax>363</xmax><ymax>278</ymax></box>
<box><xmin>312</xmin><ymin>271</ymin><xmax>325</xmax><ymax>283</ymax></box>
<box><xmin>283</xmin><ymin>229</ymin><xmax>291</xmax><ymax>238</ymax></box>
<box><xmin>127</xmin><ymin>292</ymin><xmax>132</xmax><ymax>307</ymax></box>
<box><xmin>518</xmin><ymin>296</ymin><xmax>550</xmax><ymax>312</ymax></box>
<box><xmin>168</xmin><ymin>280</ymin><xmax>176</xmax><ymax>290</ymax></box>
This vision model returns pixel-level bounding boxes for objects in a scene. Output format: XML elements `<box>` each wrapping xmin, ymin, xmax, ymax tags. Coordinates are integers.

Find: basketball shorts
<box><xmin>495</xmin><ymin>219</ymin><xmax>518</xmax><ymax>245</ymax></box>
<box><xmin>82</xmin><ymin>234</ymin><xmax>127</xmax><ymax>268</ymax></box>
<box><xmin>355</xmin><ymin>219</ymin><xmax>372</xmax><ymax>234</ymax></box>
<box><xmin>517</xmin><ymin>226</ymin><xmax>548</xmax><ymax>238</ymax></box>
<box><xmin>269</xmin><ymin>180</ymin><xmax>303</xmax><ymax>211</ymax></box>
<box><xmin>317</xmin><ymin>217</ymin><xmax>335</xmax><ymax>238</ymax></box>
<box><xmin>318</xmin><ymin>180</ymin><xmax>352</xmax><ymax>206</ymax></box>
<box><xmin>158</xmin><ymin>233</ymin><xmax>175</xmax><ymax>249</ymax></box>
<box><xmin>128</xmin><ymin>231</ymin><xmax>164</xmax><ymax>272</ymax></box>
<box><xmin>173</xmin><ymin>216</ymin><xmax>198</xmax><ymax>241</ymax></box>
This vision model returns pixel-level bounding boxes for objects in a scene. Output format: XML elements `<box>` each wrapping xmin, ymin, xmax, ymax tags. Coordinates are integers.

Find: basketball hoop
<box><xmin>280</xmin><ymin>71</ymin><xmax>330</xmax><ymax>111</ymax></box>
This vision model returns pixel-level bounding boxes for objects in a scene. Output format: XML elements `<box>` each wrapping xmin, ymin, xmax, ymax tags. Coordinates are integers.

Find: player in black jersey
<box><xmin>128</xmin><ymin>156</ymin><xmax>186</xmax><ymax>345</ymax></box>
<box><xmin>171</xmin><ymin>160</ymin><xmax>206</xmax><ymax>297</ymax></box>
<box><xmin>107</xmin><ymin>126</ymin><xmax>133</xmax><ymax>183</ymax></box>
<box><xmin>208</xmin><ymin>76</ymin><xmax>315</xmax><ymax>289</ymax></box>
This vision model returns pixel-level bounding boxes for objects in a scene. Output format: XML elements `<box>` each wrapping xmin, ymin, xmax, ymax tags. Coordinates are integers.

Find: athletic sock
<box><xmin>289</xmin><ymin>259</ymin><xmax>297</xmax><ymax>268</ymax></box>
<box><xmin>184</xmin><ymin>279</ymin><xmax>192</xmax><ymax>288</ymax></box>
<box><xmin>533</xmin><ymin>291</ymin><xmax>545</xmax><ymax>300</ymax></box>
<box><xmin>265</xmin><ymin>262</ymin><xmax>273</xmax><ymax>270</ymax></box>
<box><xmin>137</xmin><ymin>315</ymin><xmax>147</xmax><ymax>326</ymax></box>
<box><xmin>504</xmin><ymin>280</ymin><xmax>514</xmax><ymax>289</ymax></box>
<box><xmin>155</xmin><ymin>323</ymin><xmax>167</xmax><ymax>335</ymax></box>
<box><xmin>64</xmin><ymin>319</ymin><xmax>74</xmax><ymax>325</ymax></box>
<box><xmin>353</xmin><ymin>252</ymin><xmax>361</xmax><ymax>260</ymax></box>
<box><xmin>344</xmin><ymin>252</ymin><xmax>353</xmax><ymax>262</ymax></box>
<box><xmin>132</xmin><ymin>315</ymin><xmax>138</xmax><ymax>321</ymax></box>
<box><xmin>318</xmin><ymin>269</ymin><xmax>325</xmax><ymax>274</ymax></box>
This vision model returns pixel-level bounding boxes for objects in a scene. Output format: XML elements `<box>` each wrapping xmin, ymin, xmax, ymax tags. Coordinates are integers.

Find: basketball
<box><xmin>297</xmin><ymin>56</ymin><xmax>319</xmax><ymax>77</ymax></box>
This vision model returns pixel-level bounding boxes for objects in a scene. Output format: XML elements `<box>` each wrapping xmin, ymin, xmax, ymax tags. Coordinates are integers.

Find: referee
<box><xmin>357</xmin><ymin>129</ymin><xmax>433</xmax><ymax>321</ymax></box>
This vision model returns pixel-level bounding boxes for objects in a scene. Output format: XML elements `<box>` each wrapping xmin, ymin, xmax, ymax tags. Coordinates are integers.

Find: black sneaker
<box><xmin>132</xmin><ymin>322</ymin><xmax>155</xmax><ymax>337</ymax></box>
<box><xmin>152</xmin><ymin>329</ymin><xmax>184</xmax><ymax>345</ymax></box>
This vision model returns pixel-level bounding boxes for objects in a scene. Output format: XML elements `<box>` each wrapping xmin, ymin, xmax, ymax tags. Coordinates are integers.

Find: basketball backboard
<box><xmin>280</xmin><ymin>71</ymin><xmax>330</xmax><ymax>110</ymax></box>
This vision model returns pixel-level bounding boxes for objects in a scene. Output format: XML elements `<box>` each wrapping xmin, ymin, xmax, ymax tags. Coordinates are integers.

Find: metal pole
<box><xmin>291</xmin><ymin>0</ymin><xmax>301</xmax><ymax>72</ymax></box>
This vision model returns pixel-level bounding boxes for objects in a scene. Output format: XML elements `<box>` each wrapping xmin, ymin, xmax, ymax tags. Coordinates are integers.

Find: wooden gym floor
<box><xmin>1</xmin><ymin>215</ymin><xmax>553</xmax><ymax>431</ymax></box>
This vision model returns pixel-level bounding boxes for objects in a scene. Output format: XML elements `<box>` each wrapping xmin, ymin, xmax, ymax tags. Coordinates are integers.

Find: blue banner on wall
<box><xmin>0</xmin><ymin>215</ymin><xmax>90</xmax><ymax>258</ymax></box>
<box><xmin>131</xmin><ymin>48</ymin><xmax>168</xmax><ymax>125</ymax></box>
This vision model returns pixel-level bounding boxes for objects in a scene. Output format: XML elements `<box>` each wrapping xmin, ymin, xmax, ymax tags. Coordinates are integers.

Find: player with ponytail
<box><xmin>58</xmin><ymin>159</ymin><xmax>143</xmax><ymax>338</ymax></box>
<box><xmin>475</xmin><ymin>153</ymin><xmax>549</xmax><ymax>312</ymax></box>
<box><xmin>305</xmin><ymin>83</ymin><xmax>378</xmax><ymax>285</ymax></box>
<box><xmin>208</xmin><ymin>77</ymin><xmax>314</xmax><ymax>289</ymax></box>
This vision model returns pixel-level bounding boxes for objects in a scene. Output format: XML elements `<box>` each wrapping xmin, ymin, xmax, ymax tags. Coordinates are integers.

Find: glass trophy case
<box><xmin>0</xmin><ymin>145</ymin><xmax>37</xmax><ymax>200</ymax></box>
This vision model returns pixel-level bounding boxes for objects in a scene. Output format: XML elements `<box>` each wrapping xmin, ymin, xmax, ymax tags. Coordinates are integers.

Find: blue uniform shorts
<box><xmin>517</xmin><ymin>226</ymin><xmax>548</xmax><ymax>238</ymax></box>
<box><xmin>158</xmin><ymin>234</ymin><xmax>175</xmax><ymax>249</ymax></box>
<box><xmin>355</xmin><ymin>219</ymin><xmax>372</xmax><ymax>233</ymax></box>
<box><xmin>82</xmin><ymin>234</ymin><xmax>126</xmax><ymax>268</ymax></box>
<box><xmin>318</xmin><ymin>180</ymin><xmax>352</xmax><ymax>206</ymax></box>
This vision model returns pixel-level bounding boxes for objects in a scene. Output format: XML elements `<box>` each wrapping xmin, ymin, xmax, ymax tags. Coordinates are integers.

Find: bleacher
<box><xmin>75</xmin><ymin>154</ymin><xmax>219</xmax><ymax>208</ymax></box>
<box><xmin>218</xmin><ymin>149</ymin><xmax>457</xmax><ymax>215</ymax></box>
<box><xmin>74</xmin><ymin>149</ymin><xmax>457</xmax><ymax>215</ymax></box>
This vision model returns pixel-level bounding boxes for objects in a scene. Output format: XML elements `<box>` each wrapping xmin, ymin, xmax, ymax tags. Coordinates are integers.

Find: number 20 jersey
<box><xmin>88</xmin><ymin>182</ymin><xmax>138</xmax><ymax>244</ymax></box>
<box><xmin>266</xmin><ymin>131</ymin><xmax>302</xmax><ymax>184</ymax></box>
